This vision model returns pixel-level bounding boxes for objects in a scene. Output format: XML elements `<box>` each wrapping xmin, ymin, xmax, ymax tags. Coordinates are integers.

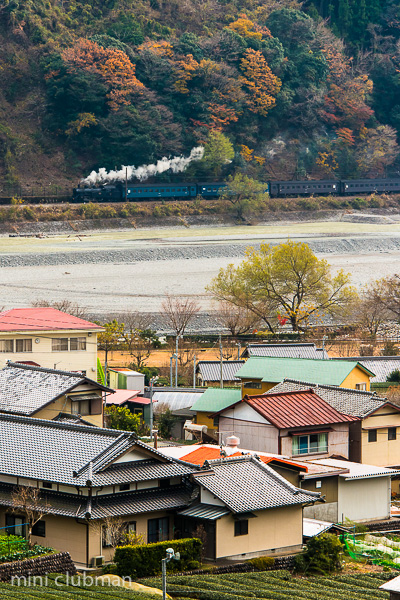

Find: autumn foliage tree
<box><xmin>62</xmin><ymin>38</ymin><xmax>144</xmax><ymax>110</ymax></box>
<box><xmin>240</xmin><ymin>49</ymin><xmax>282</xmax><ymax>116</ymax></box>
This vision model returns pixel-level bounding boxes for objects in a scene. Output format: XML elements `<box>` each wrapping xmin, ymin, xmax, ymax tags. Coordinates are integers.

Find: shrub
<box><xmin>294</xmin><ymin>533</ymin><xmax>343</xmax><ymax>575</ymax></box>
<box><xmin>387</xmin><ymin>369</ymin><xmax>400</xmax><ymax>382</ymax></box>
<box><xmin>249</xmin><ymin>556</ymin><xmax>275</xmax><ymax>570</ymax></box>
<box><xmin>114</xmin><ymin>538</ymin><xmax>202</xmax><ymax>578</ymax></box>
<box><xmin>186</xmin><ymin>560</ymin><xmax>201</xmax><ymax>570</ymax></box>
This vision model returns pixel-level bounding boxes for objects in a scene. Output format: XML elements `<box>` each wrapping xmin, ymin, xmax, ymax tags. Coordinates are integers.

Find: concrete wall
<box><xmin>337</xmin><ymin>476</ymin><xmax>391</xmax><ymax>522</ymax></box>
<box><xmin>361</xmin><ymin>406</ymin><xmax>400</xmax><ymax>466</ymax></box>
<box><xmin>342</xmin><ymin>366</ymin><xmax>371</xmax><ymax>391</ymax></box>
<box><xmin>219</xmin><ymin>416</ymin><xmax>279</xmax><ymax>453</ymax></box>
<box><xmin>215</xmin><ymin>505</ymin><xmax>303</xmax><ymax>559</ymax></box>
<box><xmin>0</xmin><ymin>331</ymin><xmax>98</xmax><ymax>374</ymax></box>
<box><xmin>303</xmin><ymin>502</ymin><xmax>339</xmax><ymax>522</ymax></box>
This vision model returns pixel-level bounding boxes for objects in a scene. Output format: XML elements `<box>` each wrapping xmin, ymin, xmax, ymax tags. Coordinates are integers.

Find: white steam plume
<box><xmin>82</xmin><ymin>146</ymin><xmax>204</xmax><ymax>186</ymax></box>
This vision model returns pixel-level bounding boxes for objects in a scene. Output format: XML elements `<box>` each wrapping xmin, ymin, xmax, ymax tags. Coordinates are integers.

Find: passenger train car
<box><xmin>72</xmin><ymin>178</ymin><xmax>400</xmax><ymax>203</ymax></box>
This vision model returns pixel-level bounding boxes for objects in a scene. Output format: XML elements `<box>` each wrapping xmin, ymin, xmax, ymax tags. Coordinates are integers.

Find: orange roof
<box><xmin>0</xmin><ymin>308</ymin><xmax>103</xmax><ymax>332</ymax></box>
<box><xmin>180</xmin><ymin>446</ymin><xmax>307</xmax><ymax>472</ymax></box>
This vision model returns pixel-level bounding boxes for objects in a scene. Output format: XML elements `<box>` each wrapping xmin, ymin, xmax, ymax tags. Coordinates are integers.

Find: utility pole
<box><xmin>193</xmin><ymin>354</ymin><xmax>196</xmax><ymax>389</ymax></box>
<box><xmin>175</xmin><ymin>336</ymin><xmax>180</xmax><ymax>387</ymax></box>
<box><xmin>149</xmin><ymin>377</ymin><xmax>154</xmax><ymax>441</ymax></box>
<box><xmin>237</xmin><ymin>341</ymin><xmax>241</xmax><ymax>360</ymax></box>
<box><xmin>125</xmin><ymin>167</ymin><xmax>128</xmax><ymax>200</ymax></box>
<box><xmin>219</xmin><ymin>333</ymin><xmax>223</xmax><ymax>389</ymax></box>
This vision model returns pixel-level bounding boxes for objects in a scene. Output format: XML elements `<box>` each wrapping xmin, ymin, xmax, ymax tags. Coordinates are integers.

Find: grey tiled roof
<box><xmin>194</xmin><ymin>456</ymin><xmax>319</xmax><ymax>514</ymax></box>
<box><xmin>243</xmin><ymin>344</ymin><xmax>328</xmax><ymax>359</ymax></box>
<box><xmin>0</xmin><ymin>362</ymin><xmax>110</xmax><ymax>416</ymax></box>
<box><xmin>178</xmin><ymin>503</ymin><xmax>230</xmax><ymax>520</ymax></box>
<box><xmin>93</xmin><ymin>459</ymin><xmax>196</xmax><ymax>486</ymax></box>
<box><xmin>0</xmin><ymin>483</ymin><xmax>193</xmax><ymax>520</ymax></box>
<box><xmin>91</xmin><ymin>485</ymin><xmax>192</xmax><ymax>519</ymax></box>
<box><xmin>267</xmin><ymin>379</ymin><xmax>385</xmax><ymax>418</ymax></box>
<box><xmin>332</xmin><ymin>356</ymin><xmax>400</xmax><ymax>383</ymax></box>
<box><xmin>0</xmin><ymin>413</ymin><xmax>197</xmax><ymax>487</ymax></box>
<box><xmin>196</xmin><ymin>361</ymin><xmax>244</xmax><ymax>382</ymax></box>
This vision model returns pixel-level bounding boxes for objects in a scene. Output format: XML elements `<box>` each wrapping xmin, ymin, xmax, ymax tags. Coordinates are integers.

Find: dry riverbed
<box><xmin>1</xmin><ymin>219</ymin><xmax>400</xmax><ymax>318</ymax></box>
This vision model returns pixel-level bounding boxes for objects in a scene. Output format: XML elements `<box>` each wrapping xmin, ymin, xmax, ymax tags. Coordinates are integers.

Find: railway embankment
<box><xmin>0</xmin><ymin>205</ymin><xmax>400</xmax><ymax>237</ymax></box>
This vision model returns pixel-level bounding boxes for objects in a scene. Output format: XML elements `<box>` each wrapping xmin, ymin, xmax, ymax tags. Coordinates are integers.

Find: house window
<box><xmin>32</xmin><ymin>520</ymin><xmax>46</xmax><ymax>538</ymax></box>
<box><xmin>52</xmin><ymin>338</ymin><xmax>68</xmax><ymax>352</ymax></box>
<box><xmin>315</xmin><ymin>480</ymin><xmax>322</xmax><ymax>489</ymax></box>
<box><xmin>119</xmin><ymin>484</ymin><xmax>130</xmax><ymax>491</ymax></box>
<box><xmin>213</xmin><ymin>416</ymin><xmax>219</xmax><ymax>428</ymax></box>
<box><xmin>127</xmin><ymin>521</ymin><xmax>136</xmax><ymax>534</ymax></box>
<box><xmin>234</xmin><ymin>520</ymin><xmax>248</xmax><ymax>536</ymax></box>
<box><xmin>243</xmin><ymin>381</ymin><xmax>262</xmax><ymax>389</ymax></box>
<box><xmin>70</xmin><ymin>337</ymin><xmax>86</xmax><ymax>351</ymax></box>
<box><xmin>0</xmin><ymin>340</ymin><xmax>13</xmax><ymax>352</ymax></box>
<box><xmin>15</xmin><ymin>339</ymin><xmax>32</xmax><ymax>353</ymax></box>
<box><xmin>148</xmin><ymin>517</ymin><xmax>169</xmax><ymax>543</ymax></box>
<box><xmin>368</xmin><ymin>429</ymin><xmax>377</xmax><ymax>443</ymax></box>
<box><xmin>42</xmin><ymin>481</ymin><xmax>53</xmax><ymax>489</ymax></box>
<box><xmin>159</xmin><ymin>478</ymin><xmax>171</xmax><ymax>489</ymax></box>
<box><xmin>389</xmin><ymin>427</ymin><xmax>397</xmax><ymax>441</ymax></box>
<box><xmin>356</xmin><ymin>383</ymin><xmax>367</xmax><ymax>391</ymax></box>
<box><xmin>71</xmin><ymin>399</ymin><xmax>90</xmax><ymax>415</ymax></box>
<box><xmin>5</xmin><ymin>515</ymin><xmax>26</xmax><ymax>537</ymax></box>
<box><xmin>292</xmin><ymin>433</ymin><xmax>328</xmax><ymax>456</ymax></box>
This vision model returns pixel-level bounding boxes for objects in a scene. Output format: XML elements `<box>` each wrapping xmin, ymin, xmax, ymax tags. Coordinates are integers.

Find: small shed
<box><xmin>108</xmin><ymin>368</ymin><xmax>145</xmax><ymax>393</ymax></box>
<box><xmin>379</xmin><ymin>575</ymin><xmax>400</xmax><ymax>599</ymax></box>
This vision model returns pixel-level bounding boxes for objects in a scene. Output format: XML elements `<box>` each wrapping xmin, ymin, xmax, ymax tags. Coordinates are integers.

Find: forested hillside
<box><xmin>0</xmin><ymin>0</ymin><xmax>399</xmax><ymax>190</ymax></box>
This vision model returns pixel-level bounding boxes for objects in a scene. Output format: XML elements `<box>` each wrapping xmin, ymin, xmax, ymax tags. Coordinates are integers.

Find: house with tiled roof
<box><xmin>268</xmin><ymin>379</ymin><xmax>400</xmax><ymax>471</ymax></box>
<box><xmin>241</xmin><ymin>343</ymin><xmax>328</xmax><ymax>360</ymax></box>
<box><xmin>196</xmin><ymin>361</ymin><xmax>244</xmax><ymax>386</ymax></box>
<box><xmin>0</xmin><ymin>416</ymin><xmax>320</xmax><ymax>565</ymax></box>
<box><xmin>235</xmin><ymin>356</ymin><xmax>374</xmax><ymax>396</ymax></box>
<box><xmin>0</xmin><ymin>361</ymin><xmax>111</xmax><ymax>427</ymax></box>
<box><xmin>0</xmin><ymin>307</ymin><xmax>104</xmax><ymax>374</ymax></box>
<box><xmin>177</xmin><ymin>455</ymin><xmax>319</xmax><ymax>560</ymax></box>
<box><xmin>214</xmin><ymin>389</ymin><xmax>359</xmax><ymax>457</ymax></box>
<box><xmin>0</xmin><ymin>413</ymin><xmax>198</xmax><ymax>566</ymax></box>
<box><xmin>333</xmin><ymin>356</ymin><xmax>400</xmax><ymax>384</ymax></box>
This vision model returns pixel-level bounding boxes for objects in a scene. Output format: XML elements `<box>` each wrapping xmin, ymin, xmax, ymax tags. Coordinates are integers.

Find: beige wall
<box><xmin>302</xmin><ymin>476</ymin><xmax>339</xmax><ymax>522</ymax></box>
<box><xmin>33</xmin><ymin>385</ymin><xmax>103</xmax><ymax>427</ymax></box>
<box><xmin>0</xmin><ymin>330</ymin><xmax>99</xmax><ymax>374</ymax></box>
<box><xmin>337</xmin><ymin>476</ymin><xmax>391</xmax><ymax>522</ymax></box>
<box><xmin>361</xmin><ymin>406</ymin><xmax>400</xmax><ymax>466</ymax></box>
<box><xmin>215</xmin><ymin>505</ymin><xmax>303</xmax><ymax>559</ymax></box>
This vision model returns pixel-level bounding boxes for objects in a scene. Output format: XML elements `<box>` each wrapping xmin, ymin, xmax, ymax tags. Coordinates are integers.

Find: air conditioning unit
<box><xmin>91</xmin><ymin>555</ymin><xmax>104</xmax><ymax>567</ymax></box>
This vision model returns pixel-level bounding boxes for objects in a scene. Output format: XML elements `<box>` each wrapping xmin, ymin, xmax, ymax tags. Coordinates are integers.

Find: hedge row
<box><xmin>115</xmin><ymin>538</ymin><xmax>202</xmax><ymax>578</ymax></box>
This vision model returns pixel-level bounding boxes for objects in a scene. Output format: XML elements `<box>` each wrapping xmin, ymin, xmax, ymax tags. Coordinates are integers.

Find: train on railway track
<box><xmin>72</xmin><ymin>178</ymin><xmax>400</xmax><ymax>203</ymax></box>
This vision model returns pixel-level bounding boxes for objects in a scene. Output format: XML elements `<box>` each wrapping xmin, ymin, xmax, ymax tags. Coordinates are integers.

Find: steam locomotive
<box><xmin>72</xmin><ymin>178</ymin><xmax>400</xmax><ymax>203</ymax></box>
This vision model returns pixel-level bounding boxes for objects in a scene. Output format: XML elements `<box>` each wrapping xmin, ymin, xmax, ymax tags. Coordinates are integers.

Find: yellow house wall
<box><xmin>33</xmin><ymin>390</ymin><xmax>103</xmax><ymax>427</ymax></box>
<box><xmin>241</xmin><ymin>379</ymin><xmax>274</xmax><ymax>398</ymax></box>
<box><xmin>0</xmin><ymin>331</ymin><xmax>99</xmax><ymax>374</ymax></box>
<box><xmin>361</xmin><ymin>407</ymin><xmax>400</xmax><ymax>466</ymax></box>
<box><xmin>341</xmin><ymin>367</ymin><xmax>371</xmax><ymax>391</ymax></box>
<box><xmin>196</xmin><ymin>412</ymin><xmax>215</xmax><ymax>431</ymax></box>
<box><xmin>215</xmin><ymin>505</ymin><xmax>303</xmax><ymax>559</ymax></box>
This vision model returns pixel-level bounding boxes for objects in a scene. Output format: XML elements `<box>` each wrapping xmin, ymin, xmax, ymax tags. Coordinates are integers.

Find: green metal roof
<box><xmin>191</xmin><ymin>388</ymin><xmax>241</xmax><ymax>413</ymax></box>
<box><xmin>236</xmin><ymin>357</ymin><xmax>375</xmax><ymax>386</ymax></box>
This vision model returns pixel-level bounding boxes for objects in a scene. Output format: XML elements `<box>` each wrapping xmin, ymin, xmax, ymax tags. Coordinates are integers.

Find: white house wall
<box><xmin>337</xmin><ymin>476</ymin><xmax>391</xmax><ymax>522</ymax></box>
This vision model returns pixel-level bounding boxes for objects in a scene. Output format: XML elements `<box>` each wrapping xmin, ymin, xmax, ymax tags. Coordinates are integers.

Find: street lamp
<box><xmin>162</xmin><ymin>547</ymin><xmax>180</xmax><ymax>600</ymax></box>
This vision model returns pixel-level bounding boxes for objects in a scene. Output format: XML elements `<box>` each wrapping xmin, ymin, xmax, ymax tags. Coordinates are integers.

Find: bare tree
<box><xmin>91</xmin><ymin>516</ymin><xmax>141</xmax><ymax>554</ymax></box>
<box><xmin>356</xmin><ymin>279</ymin><xmax>393</xmax><ymax>335</ymax></box>
<box><xmin>216</xmin><ymin>301</ymin><xmax>261</xmax><ymax>336</ymax></box>
<box><xmin>118</xmin><ymin>311</ymin><xmax>153</xmax><ymax>353</ymax></box>
<box><xmin>161</xmin><ymin>294</ymin><xmax>200</xmax><ymax>336</ymax></box>
<box><xmin>10</xmin><ymin>486</ymin><xmax>49</xmax><ymax>548</ymax></box>
<box><xmin>31</xmin><ymin>299</ymin><xmax>87</xmax><ymax>319</ymax></box>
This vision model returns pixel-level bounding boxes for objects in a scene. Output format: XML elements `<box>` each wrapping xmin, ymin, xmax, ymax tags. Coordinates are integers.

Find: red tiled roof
<box><xmin>244</xmin><ymin>389</ymin><xmax>359</xmax><ymax>430</ymax></box>
<box><xmin>180</xmin><ymin>447</ymin><xmax>307</xmax><ymax>472</ymax></box>
<box><xmin>0</xmin><ymin>308</ymin><xmax>103</xmax><ymax>331</ymax></box>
